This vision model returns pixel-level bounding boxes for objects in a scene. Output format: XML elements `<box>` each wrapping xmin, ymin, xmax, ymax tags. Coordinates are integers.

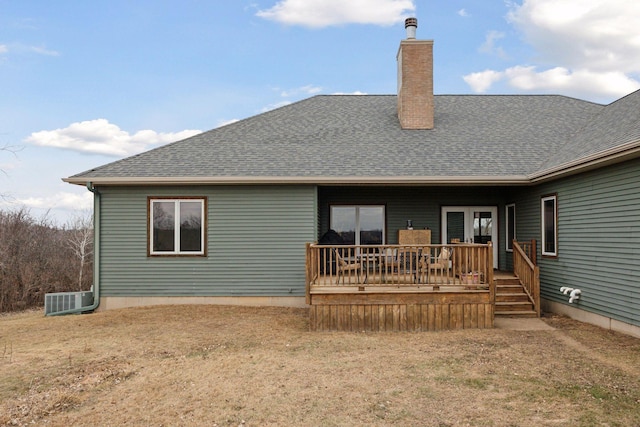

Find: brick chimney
<box><xmin>397</xmin><ymin>18</ymin><xmax>434</xmax><ymax>129</ymax></box>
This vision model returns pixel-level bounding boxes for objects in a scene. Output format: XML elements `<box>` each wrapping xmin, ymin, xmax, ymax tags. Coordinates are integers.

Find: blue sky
<box><xmin>1</xmin><ymin>0</ymin><xmax>639</xmax><ymax>224</ymax></box>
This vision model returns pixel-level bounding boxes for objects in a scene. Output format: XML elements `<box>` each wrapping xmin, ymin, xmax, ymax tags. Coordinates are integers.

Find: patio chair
<box><xmin>385</xmin><ymin>247</ymin><xmax>422</xmax><ymax>284</ymax></box>
<box><xmin>425</xmin><ymin>246</ymin><xmax>453</xmax><ymax>289</ymax></box>
<box><xmin>334</xmin><ymin>250</ymin><xmax>365</xmax><ymax>284</ymax></box>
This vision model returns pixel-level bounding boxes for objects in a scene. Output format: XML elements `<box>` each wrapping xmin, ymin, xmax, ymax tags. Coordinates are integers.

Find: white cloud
<box><xmin>1</xmin><ymin>43</ymin><xmax>59</xmax><ymax>57</ymax></box>
<box><xmin>458</xmin><ymin>9</ymin><xmax>469</xmax><ymax>17</ymax></box>
<box><xmin>0</xmin><ymin>160</ymin><xmax>19</xmax><ymax>172</ymax></box>
<box><xmin>29</xmin><ymin>45</ymin><xmax>59</xmax><ymax>56</ymax></box>
<box><xmin>280</xmin><ymin>84</ymin><xmax>322</xmax><ymax>97</ymax></box>
<box><xmin>464</xmin><ymin>0</ymin><xmax>640</xmax><ymax>100</ymax></box>
<box><xmin>464</xmin><ymin>65</ymin><xmax>639</xmax><ymax>100</ymax></box>
<box><xmin>260</xmin><ymin>84</ymin><xmax>324</xmax><ymax>112</ymax></box>
<box><xmin>16</xmin><ymin>191</ymin><xmax>93</xmax><ymax>211</ymax></box>
<box><xmin>216</xmin><ymin>119</ymin><xmax>240</xmax><ymax>128</ymax></box>
<box><xmin>260</xmin><ymin>100</ymin><xmax>292</xmax><ymax>113</ymax></box>
<box><xmin>256</xmin><ymin>0</ymin><xmax>415</xmax><ymax>28</ymax></box>
<box><xmin>508</xmin><ymin>0</ymin><xmax>640</xmax><ymax>72</ymax></box>
<box><xmin>479</xmin><ymin>31</ymin><xmax>507</xmax><ymax>59</ymax></box>
<box><xmin>463</xmin><ymin>70</ymin><xmax>504</xmax><ymax>93</ymax></box>
<box><xmin>25</xmin><ymin>119</ymin><xmax>201</xmax><ymax>157</ymax></box>
<box><xmin>504</xmin><ymin>66</ymin><xmax>640</xmax><ymax>98</ymax></box>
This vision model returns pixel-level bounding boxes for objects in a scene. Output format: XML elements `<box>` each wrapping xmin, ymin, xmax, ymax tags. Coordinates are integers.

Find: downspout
<box><xmin>47</xmin><ymin>182</ymin><xmax>101</xmax><ymax>315</ymax></box>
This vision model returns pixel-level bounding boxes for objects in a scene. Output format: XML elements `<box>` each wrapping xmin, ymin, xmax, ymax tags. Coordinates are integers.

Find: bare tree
<box><xmin>1</xmin><ymin>144</ymin><xmax>22</xmax><ymax>198</ymax></box>
<box><xmin>0</xmin><ymin>208</ymin><xmax>73</xmax><ymax>311</ymax></box>
<box><xmin>65</xmin><ymin>211</ymin><xmax>94</xmax><ymax>291</ymax></box>
<box><xmin>0</xmin><ymin>207</ymin><xmax>94</xmax><ymax>312</ymax></box>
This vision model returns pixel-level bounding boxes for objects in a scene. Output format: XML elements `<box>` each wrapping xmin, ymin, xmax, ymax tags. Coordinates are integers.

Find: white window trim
<box><xmin>541</xmin><ymin>195</ymin><xmax>557</xmax><ymax>257</ymax></box>
<box><xmin>441</xmin><ymin>206</ymin><xmax>499</xmax><ymax>269</ymax></box>
<box><xmin>149</xmin><ymin>198</ymin><xmax>206</xmax><ymax>256</ymax></box>
<box><xmin>505</xmin><ymin>203</ymin><xmax>515</xmax><ymax>252</ymax></box>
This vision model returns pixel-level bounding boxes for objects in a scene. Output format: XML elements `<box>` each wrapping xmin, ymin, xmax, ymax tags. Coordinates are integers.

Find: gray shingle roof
<box><xmin>537</xmin><ymin>89</ymin><xmax>640</xmax><ymax>173</ymax></box>
<box><xmin>67</xmin><ymin>91</ymin><xmax>640</xmax><ymax>184</ymax></box>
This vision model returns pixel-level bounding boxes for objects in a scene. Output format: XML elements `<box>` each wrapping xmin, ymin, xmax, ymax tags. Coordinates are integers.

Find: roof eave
<box><xmin>63</xmin><ymin>139</ymin><xmax>640</xmax><ymax>188</ymax></box>
<box><xmin>529</xmin><ymin>139</ymin><xmax>640</xmax><ymax>183</ymax></box>
<box><xmin>63</xmin><ymin>175</ymin><xmax>531</xmax><ymax>186</ymax></box>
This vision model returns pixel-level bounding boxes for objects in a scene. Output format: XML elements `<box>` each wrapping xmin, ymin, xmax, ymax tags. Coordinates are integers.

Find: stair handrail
<box><xmin>513</xmin><ymin>240</ymin><xmax>540</xmax><ymax>317</ymax></box>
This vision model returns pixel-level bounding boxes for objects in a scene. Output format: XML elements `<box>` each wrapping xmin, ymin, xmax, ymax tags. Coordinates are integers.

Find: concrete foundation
<box><xmin>98</xmin><ymin>296</ymin><xmax>307</xmax><ymax>311</ymax></box>
<box><xmin>542</xmin><ymin>298</ymin><xmax>640</xmax><ymax>339</ymax></box>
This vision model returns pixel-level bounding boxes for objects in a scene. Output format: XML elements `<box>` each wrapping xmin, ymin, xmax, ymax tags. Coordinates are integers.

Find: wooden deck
<box><xmin>309</xmin><ymin>287</ymin><xmax>493</xmax><ymax>332</ymax></box>
<box><xmin>306</xmin><ymin>243</ymin><xmax>495</xmax><ymax>331</ymax></box>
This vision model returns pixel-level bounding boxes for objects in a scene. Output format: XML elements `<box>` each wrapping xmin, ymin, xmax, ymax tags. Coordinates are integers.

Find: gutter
<box><xmin>47</xmin><ymin>182</ymin><xmax>101</xmax><ymax>316</ymax></box>
<box><xmin>62</xmin><ymin>175</ymin><xmax>531</xmax><ymax>186</ymax></box>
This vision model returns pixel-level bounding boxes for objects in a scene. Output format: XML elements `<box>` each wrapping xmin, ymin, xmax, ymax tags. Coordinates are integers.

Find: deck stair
<box><xmin>494</xmin><ymin>272</ymin><xmax>538</xmax><ymax>318</ymax></box>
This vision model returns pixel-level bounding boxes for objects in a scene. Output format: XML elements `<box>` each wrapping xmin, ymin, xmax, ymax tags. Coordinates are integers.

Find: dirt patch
<box><xmin>1</xmin><ymin>306</ymin><xmax>639</xmax><ymax>426</ymax></box>
<box><xmin>494</xmin><ymin>317</ymin><xmax>555</xmax><ymax>331</ymax></box>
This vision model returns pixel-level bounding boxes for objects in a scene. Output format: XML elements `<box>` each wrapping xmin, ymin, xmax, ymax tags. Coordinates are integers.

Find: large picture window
<box><xmin>149</xmin><ymin>197</ymin><xmax>206</xmax><ymax>256</ymax></box>
<box><xmin>506</xmin><ymin>203</ymin><xmax>515</xmax><ymax>252</ymax></box>
<box><xmin>330</xmin><ymin>205</ymin><xmax>385</xmax><ymax>245</ymax></box>
<box><xmin>541</xmin><ymin>195</ymin><xmax>557</xmax><ymax>256</ymax></box>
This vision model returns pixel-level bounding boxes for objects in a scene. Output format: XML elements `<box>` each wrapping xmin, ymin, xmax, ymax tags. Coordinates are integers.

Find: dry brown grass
<box><xmin>1</xmin><ymin>306</ymin><xmax>639</xmax><ymax>426</ymax></box>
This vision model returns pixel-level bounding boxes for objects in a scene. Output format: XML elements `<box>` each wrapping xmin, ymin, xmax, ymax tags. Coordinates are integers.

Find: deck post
<box><xmin>533</xmin><ymin>265</ymin><xmax>540</xmax><ymax>317</ymax></box>
<box><xmin>305</xmin><ymin>243</ymin><xmax>311</xmax><ymax>305</ymax></box>
<box><xmin>530</xmin><ymin>239</ymin><xmax>537</xmax><ymax>265</ymax></box>
<box><xmin>487</xmin><ymin>242</ymin><xmax>495</xmax><ymax>321</ymax></box>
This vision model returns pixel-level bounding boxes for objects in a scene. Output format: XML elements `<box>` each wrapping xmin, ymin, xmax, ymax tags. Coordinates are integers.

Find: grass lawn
<box><xmin>1</xmin><ymin>305</ymin><xmax>639</xmax><ymax>426</ymax></box>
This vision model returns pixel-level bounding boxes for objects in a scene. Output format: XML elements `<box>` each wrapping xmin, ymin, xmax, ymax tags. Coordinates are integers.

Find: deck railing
<box><xmin>516</xmin><ymin>239</ymin><xmax>537</xmax><ymax>265</ymax></box>
<box><xmin>513</xmin><ymin>240</ymin><xmax>540</xmax><ymax>316</ymax></box>
<box><xmin>306</xmin><ymin>243</ymin><xmax>494</xmax><ymax>302</ymax></box>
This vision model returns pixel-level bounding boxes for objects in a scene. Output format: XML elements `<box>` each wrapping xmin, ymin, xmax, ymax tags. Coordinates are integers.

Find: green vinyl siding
<box><xmin>98</xmin><ymin>185</ymin><xmax>317</xmax><ymax>297</ymax></box>
<box><xmin>516</xmin><ymin>158</ymin><xmax>640</xmax><ymax>327</ymax></box>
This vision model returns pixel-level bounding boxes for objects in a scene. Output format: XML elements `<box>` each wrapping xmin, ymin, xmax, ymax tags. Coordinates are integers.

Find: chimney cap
<box><xmin>405</xmin><ymin>17</ymin><xmax>418</xmax><ymax>28</ymax></box>
<box><xmin>404</xmin><ymin>17</ymin><xmax>417</xmax><ymax>39</ymax></box>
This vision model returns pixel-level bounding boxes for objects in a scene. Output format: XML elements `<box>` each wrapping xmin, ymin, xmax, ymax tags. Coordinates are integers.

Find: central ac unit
<box><xmin>45</xmin><ymin>291</ymin><xmax>94</xmax><ymax>315</ymax></box>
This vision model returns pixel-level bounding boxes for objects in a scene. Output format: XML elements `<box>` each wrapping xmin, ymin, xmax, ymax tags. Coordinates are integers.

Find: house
<box><xmin>63</xmin><ymin>19</ymin><xmax>640</xmax><ymax>337</ymax></box>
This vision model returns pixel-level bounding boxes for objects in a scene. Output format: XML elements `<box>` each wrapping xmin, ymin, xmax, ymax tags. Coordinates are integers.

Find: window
<box><xmin>473</xmin><ymin>211</ymin><xmax>493</xmax><ymax>244</ymax></box>
<box><xmin>506</xmin><ymin>204</ymin><xmax>515</xmax><ymax>252</ymax></box>
<box><xmin>330</xmin><ymin>205</ymin><xmax>385</xmax><ymax>245</ymax></box>
<box><xmin>149</xmin><ymin>198</ymin><xmax>206</xmax><ymax>256</ymax></box>
<box><xmin>541</xmin><ymin>195</ymin><xmax>557</xmax><ymax>256</ymax></box>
